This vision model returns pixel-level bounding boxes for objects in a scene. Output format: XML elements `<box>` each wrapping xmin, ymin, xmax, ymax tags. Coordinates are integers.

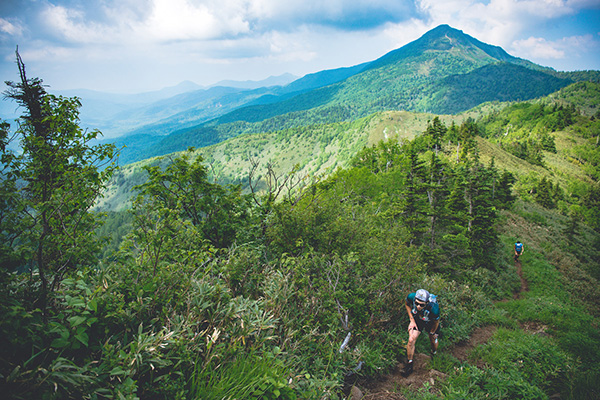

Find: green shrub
<box><xmin>565</xmin><ymin>366</ymin><xmax>600</xmax><ymax>400</ymax></box>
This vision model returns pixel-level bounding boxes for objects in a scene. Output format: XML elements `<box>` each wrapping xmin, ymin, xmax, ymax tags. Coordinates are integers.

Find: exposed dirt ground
<box><xmin>514</xmin><ymin>259</ymin><xmax>529</xmax><ymax>298</ymax></box>
<box><xmin>347</xmin><ymin>259</ymin><xmax>528</xmax><ymax>399</ymax></box>
<box><xmin>353</xmin><ymin>325</ymin><xmax>498</xmax><ymax>400</ymax></box>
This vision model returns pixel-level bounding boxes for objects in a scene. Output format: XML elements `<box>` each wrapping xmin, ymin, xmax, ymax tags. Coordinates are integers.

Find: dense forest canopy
<box><xmin>1</xmin><ymin>55</ymin><xmax>600</xmax><ymax>400</ymax></box>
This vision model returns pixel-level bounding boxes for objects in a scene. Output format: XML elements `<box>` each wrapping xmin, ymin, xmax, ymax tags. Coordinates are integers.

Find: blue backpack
<box><xmin>422</xmin><ymin>294</ymin><xmax>438</xmax><ymax>321</ymax></box>
<box><xmin>515</xmin><ymin>242</ymin><xmax>523</xmax><ymax>252</ymax></box>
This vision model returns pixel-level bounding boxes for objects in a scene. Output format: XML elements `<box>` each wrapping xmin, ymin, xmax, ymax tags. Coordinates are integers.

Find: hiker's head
<box><xmin>415</xmin><ymin>289</ymin><xmax>430</xmax><ymax>306</ymax></box>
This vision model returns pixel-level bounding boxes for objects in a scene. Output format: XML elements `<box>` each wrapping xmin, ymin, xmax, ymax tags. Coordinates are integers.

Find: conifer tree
<box><xmin>496</xmin><ymin>170</ymin><xmax>516</xmax><ymax>208</ymax></box>
<box><xmin>402</xmin><ymin>144</ymin><xmax>428</xmax><ymax>246</ymax></box>
<box><xmin>458</xmin><ymin>118</ymin><xmax>479</xmax><ymax>162</ymax></box>
<box><xmin>425</xmin><ymin>116</ymin><xmax>447</xmax><ymax>154</ymax></box>
<box><xmin>535</xmin><ymin>177</ymin><xmax>555</xmax><ymax>208</ymax></box>
<box><xmin>421</xmin><ymin>151</ymin><xmax>451</xmax><ymax>268</ymax></box>
<box><xmin>442</xmin><ymin>166</ymin><xmax>471</xmax><ymax>268</ymax></box>
<box><xmin>425</xmin><ymin>152</ymin><xmax>448</xmax><ymax>247</ymax></box>
<box><xmin>461</xmin><ymin>160</ymin><xmax>498</xmax><ymax>268</ymax></box>
<box><xmin>563</xmin><ymin>212</ymin><xmax>579</xmax><ymax>240</ymax></box>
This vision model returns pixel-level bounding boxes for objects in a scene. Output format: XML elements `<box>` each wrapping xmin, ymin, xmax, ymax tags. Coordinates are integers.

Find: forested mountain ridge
<box><xmin>102</xmin><ymin>64</ymin><xmax>368</xmax><ymax>140</ymax></box>
<box><xmin>96</xmin><ymin>110</ymin><xmax>433</xmax><ymax>211</ymax></box>
<box><xmin>99</xmin><ymin>62</ymin><xmax>372</xmax><ymax>163</ymax></box>
<box><xmin>113</xmin><ymin>24</ymin><xmax>596</xmax><ymax>165</ymax></box>
<box><xmin>99</xmin><ymin>81</ymin><xmax>600</xmax><ymax>216</ymax></box>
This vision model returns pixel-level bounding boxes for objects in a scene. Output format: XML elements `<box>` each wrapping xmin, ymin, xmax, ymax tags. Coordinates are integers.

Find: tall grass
<box><xmin>189</xmin><ymin>348</ymin><xmax>296</xmax><ymax>400</ymax></box>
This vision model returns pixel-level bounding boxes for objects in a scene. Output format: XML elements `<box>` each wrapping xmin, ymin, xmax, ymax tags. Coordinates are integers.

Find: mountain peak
<box><xmin>423</xmin><ymin>24</ymin><xmax>515</xmax><ymax>61</ymax></box>
<box><xmin>366</xmin><ymin>24</ymin><xmax>517</xmax><ymax>71</ymax></box>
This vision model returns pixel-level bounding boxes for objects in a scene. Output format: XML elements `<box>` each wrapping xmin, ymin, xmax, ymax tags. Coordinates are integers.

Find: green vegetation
<box><xmin>0</xmin><ymin>52</ymin><xmax>117</xmax><ymax>315</ymax></box>
<box><xmin>116</xmin><ymin>25</ymin><xmax>584</xmax><ymax>165</ymax></box>
<box><xmin>98</xmin><ymin>111</ymin><xmax>439</xmax><ymax>211</ymax></box>
<box><xmin>1</xmin><ymin>53</ymin><xmax>600</xmax><ymax>400</ymax></box>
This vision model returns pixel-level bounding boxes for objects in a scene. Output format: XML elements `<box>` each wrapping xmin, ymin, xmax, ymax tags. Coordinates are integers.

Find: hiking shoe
<box><xmin>402</xmin><ymin>362</ymin><xmax>414</xmax><ymax>377</ymax></box>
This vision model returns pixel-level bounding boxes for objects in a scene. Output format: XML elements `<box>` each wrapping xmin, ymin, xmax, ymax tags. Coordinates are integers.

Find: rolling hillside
<box><xmin>97</xmin><ymin>111</ymin><xmax>440</xmax><ymax>211</ymax></box>
<box><xmin>97</xmin><ymin>81</ymin><xmax>600</xmax><ymax>220</ymax></box>
<box><xmin>91</xmin><ymin>80</ymin><xmax>600</xmax><ymax>398</ymax></box>
<box><xmin>112</xmin><ymin>24</ymin><xmax>598</xmax><ymax>165</ymax></box>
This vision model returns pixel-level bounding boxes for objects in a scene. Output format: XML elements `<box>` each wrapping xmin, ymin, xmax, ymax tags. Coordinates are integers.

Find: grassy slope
<box><xmin>97</xmin><ymin>101</ymin><xmax>591</xmax><ymax>214</ymax></box>
<box><xmin>475</xmin><ymin>127</ymin><xmax>592</xmax><ymax>193</ymax></box>
<box><xmin>97</xmin><ymin>111</ymin><xmax>469</xmax><ymax>211</ymax></box>
<box><xmin>465</xmin><ymin>203</ymin><xmax>600</xmax><ymax>399</ymax></box>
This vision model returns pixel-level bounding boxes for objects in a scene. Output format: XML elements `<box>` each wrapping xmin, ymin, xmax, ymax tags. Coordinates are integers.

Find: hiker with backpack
<box><xmin>402</xmin><ymin>289</ymin><xmax>440</xmax><ymax>377</ymax></box>
<box><xmin>514</xmin><ymin>240</ymin><xmax>524</xmax><ymax>262</ymax></box>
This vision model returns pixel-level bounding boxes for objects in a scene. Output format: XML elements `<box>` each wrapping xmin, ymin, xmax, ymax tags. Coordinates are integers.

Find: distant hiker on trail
<box><xmin>402</xmin><ymin>289</ymin><xmax>440</xmax><ymax>377</ymax></box>
<box><xmin>514</xmin><ymin>240</ymin><xmax>524</xmax><ymax>262</ymax></box>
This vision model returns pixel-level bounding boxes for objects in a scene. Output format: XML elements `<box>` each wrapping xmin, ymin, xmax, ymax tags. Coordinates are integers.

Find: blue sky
<box><xmin>0</xmin><ymin>0</ymin><xmax>599</xmax><ymax>93</ymax></box>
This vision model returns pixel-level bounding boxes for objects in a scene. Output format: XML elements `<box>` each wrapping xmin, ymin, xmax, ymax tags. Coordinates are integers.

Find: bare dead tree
<box><xmin>247</xmin><ymin>153</ymin><xmax>310</xmax><ymax>208</ymax></box>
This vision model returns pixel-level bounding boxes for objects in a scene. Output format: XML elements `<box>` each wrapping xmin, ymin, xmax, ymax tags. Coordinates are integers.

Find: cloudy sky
<box><xmin>1</xmin><ymin>0</ymin><xmax>599</xmax><ymax>93</ymax></box>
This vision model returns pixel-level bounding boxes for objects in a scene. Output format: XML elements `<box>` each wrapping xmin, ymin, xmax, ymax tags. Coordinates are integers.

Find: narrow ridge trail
<box><xmin>351</xmin><ymin>260</ymin><xmax>529</xmax><ymax>400</ymax></box>
<box><xmin>514</xmin><ymin>259</ymin><xmax>529</xmax><ymax>298</ymax></box>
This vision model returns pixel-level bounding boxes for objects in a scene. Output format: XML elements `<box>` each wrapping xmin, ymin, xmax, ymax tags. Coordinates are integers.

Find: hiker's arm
<box><xmin>405</xmin><ymin>303</ymin><xmax>417</xmax><ymax>331</ymax></box>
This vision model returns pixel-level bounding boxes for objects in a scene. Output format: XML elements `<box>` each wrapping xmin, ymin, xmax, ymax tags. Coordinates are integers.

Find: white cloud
<box><xmin>413</xmin><ymin>0</ymin><xmax>594</xmax><ymax>48</ymax></box>
<box><xmin>139</xmin><ymin>0</ymin><xmax>251</xmax><ymax>42</ymax></box>
<box><xmin>2</xmin><ymin>0</ymin><xmax>597</xmax><ymax>92</ymax></box>
<box><xmin>38</xmin><ymin>1</ymin><xmax>250</xmax><ymax>44</ymax></box>
<box><xmin>263</xmin><ymin>30</ymin><xmax>316</xmax><ymax>61</ymax></box>
<box><xmin>0</xmin><ymin>18</ymin><xmax>23</xmax><ymax>36</ymax></box>
<box><xmin>17</xmin><ymin>46</ymin><xmax>74</xmax><ymax>64</ymax></box>
<box><xmin>35</xmin><ymin>0</ymin><xmax>420</xmax><ymax>46</ymax></box>
<box><xmin>381</xmin><ymin>18</ymin><xmax>431</xmax><ymax>48</ymax></box>
<box><xmin>41</xmin><ymin>4</ymin><xmax>118</xmax><ymax>44</ymax></box>
<box><xmin>513</xmin><ymin>36</ymin><xmax>566</xmax><ymax>59</ymax></box>
<box><xmin>513</xmin><ymin>33</ymin><xmax>598</xmax><ymax>62</ymax></box>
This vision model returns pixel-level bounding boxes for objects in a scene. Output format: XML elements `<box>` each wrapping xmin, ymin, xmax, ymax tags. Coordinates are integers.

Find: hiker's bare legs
<box><xmin>406</xmin><ymin>326</ymin><xmax>421</xmax><ymax>361</ymax></box>
<box><xmin>429</xmin><ymin>332</ymin><xmax>439</xmax><ymax>353</ymax></box>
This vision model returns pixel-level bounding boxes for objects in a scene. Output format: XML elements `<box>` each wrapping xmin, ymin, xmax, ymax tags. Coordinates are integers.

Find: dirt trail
<box><xmin>349</xmin><ymin>260</ymin><xmax>528</xmax><ymax>399</ymax></box>
<box><xmin>355</xmin><ymin>326</ymin><xmax>498</xmax><ymax>400</ymax></box>
<box><xmin>514</xmin><ymin>259</ymin><xmax>529</xmax><ymax>298</ymax></box>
